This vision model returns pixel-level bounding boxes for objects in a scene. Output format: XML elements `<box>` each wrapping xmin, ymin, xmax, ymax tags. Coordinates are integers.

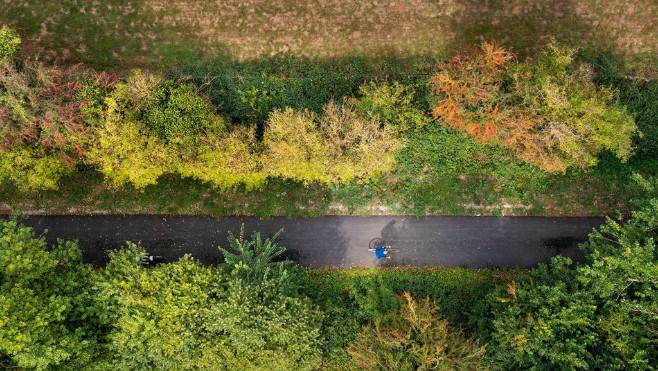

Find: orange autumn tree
<box><xmin>430</xmin><ymin>41</ymin><xmax>637</xmax><ymax>173</ymax></box>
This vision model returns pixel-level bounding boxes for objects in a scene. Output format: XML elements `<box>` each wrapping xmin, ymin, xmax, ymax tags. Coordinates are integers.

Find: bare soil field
<box><xmin>1</xmin><ymin>0</ymin><xmax>657</xmax><ymax>69</ymax></box>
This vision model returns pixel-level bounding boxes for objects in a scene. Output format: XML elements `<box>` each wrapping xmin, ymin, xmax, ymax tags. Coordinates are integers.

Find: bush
<box><xmin>86</xmin><ymin>72</ymin><xmax>176</xmax><ymax>188</ymax></box>
<box><xmin>347</xmin><ymin>292</ymin><xmax>487</xmax><ymax>370</ymax></box>
<box><xmin>178</xmin><ymin>126</ymin><xmax>266</xmax><ymax>191</ymax></box>
<box><xmin>143</xmin><ymin>81</ymin><xmax>224</xmax><ymax>149</ymax></box>
<box><xmin>0</xmin><ymin>26</ymin><xmax>20</xmax><ymax>60</ymax></box>
<box><xmin>88</xmin><ymin>70</ymin><xmax>261</xmax><ymax>190</ymax></box>
<box><xmin>0</xmin><ymin>220</ymin><xmax>100</xmax><ymax>370</ymax></box>
<box><xmin>0</xmin><ymin>59</ymin><xmax>111</xmax><ymax>190</ymax></box>
<box><xmin>354</xmin><ymin>81</ymin><xmax>429</xmax><ymax>135</ymax></box>
<box><xmin>0</xmin><ymin>146</ymin><xmax>69</xmax><ymax>191</ymax></box>
<box><xmin>262</xmin><ymin>101</ymin><xmax>401</xmax><ymax>184</ymax></box>
<box><xmin>176</xmin><ymin>53</ymin><xmax>440</xmax><ymax>126</ymax></box>
<box><xmin>488</xmin><ymin>182</ymin><xmax>658</xmax><ymax>369</ymax></box>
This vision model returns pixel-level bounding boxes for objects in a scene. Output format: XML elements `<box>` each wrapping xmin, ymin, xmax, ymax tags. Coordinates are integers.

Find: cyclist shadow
<box><xmin>375</xmin><ymin>219</ymin><xmax>415</xmax><ymax>267</ymax></box>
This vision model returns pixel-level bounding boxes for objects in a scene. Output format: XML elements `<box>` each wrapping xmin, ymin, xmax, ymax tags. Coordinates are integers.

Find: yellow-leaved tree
<box><xmin>179</xmin><ymin>126</ymin><xmax>266</xmax><ymax>191</ymax></box>
<box><xmin>262</xmin><ymin>102</ymin><xmax>400</xmax><ymax>184</ymax></box>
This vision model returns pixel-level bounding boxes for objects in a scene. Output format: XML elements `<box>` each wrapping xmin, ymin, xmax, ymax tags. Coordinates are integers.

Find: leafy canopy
<box><xmin>430</xmin><ymin>40</ymin><xmax>637</xmax><ymax>172</ymax></box>
<box><xmin>0</xmin><ymin>219</ymin><xmax>100</xmax><ymax>370</ymax></box>
<box><xmin>489</xmin><ymin>177</ymin><xmax>658</xmax><ymax>369</ymax></box>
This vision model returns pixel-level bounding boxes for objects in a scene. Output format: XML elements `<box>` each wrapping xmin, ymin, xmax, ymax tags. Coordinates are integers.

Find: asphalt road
<box><xmin>11</xmin><ymin>215</ymin><xmax>605</xmax><ymax>268</ymax></box>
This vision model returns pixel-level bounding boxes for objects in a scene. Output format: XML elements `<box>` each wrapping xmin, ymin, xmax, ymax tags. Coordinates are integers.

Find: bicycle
<box><xmin>368</xmin><ymin>238</ymin><xmax>398</xmax><ymax>260</ymax></box>
<box><xmin>138</xmin><ymin>253</ymin><xmax>166</xmax><ymax>267</ymax></box>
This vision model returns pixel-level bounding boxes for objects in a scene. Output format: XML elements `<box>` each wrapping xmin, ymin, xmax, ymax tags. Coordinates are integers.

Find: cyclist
<box><xmin>375</xmin><ymin>244</ymin><xmax>390</xmax><ymax>260</ymax></box>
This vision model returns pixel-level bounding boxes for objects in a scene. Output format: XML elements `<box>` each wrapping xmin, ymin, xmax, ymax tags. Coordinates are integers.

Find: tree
<box><xmin>218</xmin><ymin>224</ymin><xmax>289</xmax><ymax>283</ymax></box>
<box><xmin>262</xmin><ymin>107</ymin><xmax>330</xmax><ymax>183</ymax></box>
<box><xmin>262</xmin><ymin>102</ymin><xmax>400</xmax><ymax>184</ymax></box>
<box><xmin>354</xmin><ymin>81</ymin><xmax>428</xmax><ymax>135</ymax></box>
<box><xmin>205</xmin><ymin>278</ymin><xmax>323</xmax><ymax>371</ymax></box>
<box><xmin>0</xmin><ymin>50</ymin><xmax>111</xmax><ymax>190</ymax></box>
<box><xmin>86</xmin><ymin>71</ymin><xmax>178</xmax><ymax>188</ymax></box>
<box><xmin>0</xmin><ymin>219</ymin><xmax>100</xmax><ymax>370</ymax></box>
<box><xmin>86</xmin><ymin>70</ymin><xmax>263</xmax><ymax>190</ymax></box>
<box><xmin>347</xmin><ymin>292</ymin><xmax>487</xmax><ymax>371</ymax></box>
<box><xmin>489</xmin><ymin>177</ymin><xmax>658</xmax><ymax>369</ymax></box>
<box><xmin>178</xmin><ymin>126</ymin><xmax>266</xmax><ymax>191</ymax></box>
<box><xmin>95</xmin><ymin>245</ymin><xmax>223</xmax><ymax>370</ymax></box>
<box><xmin>143</xmin><ymin>81</ymin><xmax>225</xmax><ymax>150</ymax></box>
<box><xmin>430</xmin><ymin>41</ymin><xmax>637</xmax><ymax>173</ymax></box>
<box><xmin>94</xmin><ymin>237</ymin><xmax>322</xmax><ymax>371</ymax></box>
<box><xmin>0</xmin><ymin>26</ymin><xmax>20</xmax><ymax>60</ymax></box>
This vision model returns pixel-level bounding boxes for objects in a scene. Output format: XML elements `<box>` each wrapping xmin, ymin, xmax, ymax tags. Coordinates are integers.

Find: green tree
<box><xmin>219</xmin><ymin>224</ymin><xmax>289</xmax><ymax>283</ymax></box>
<box><xmin>355</xmin><ymin>81</ymin><xmax>428</xmax><ymax>135</ymax></box>
<box><xmin>0</xmin><ymin>26</ymin><xmax>20</xmax><ymax>60</ymax></box>
<box><xmin>0</xmin><ymin>220</ymin><xmax>100</xmax><ymax>370</ymax></box>
<box><xmin>489</xmin><ymin>177</ymin><xmax>658</xmax><ymax>369</ymax></box>
<box><xmin>143</xmin><ymin>81</ymin><xmax>224</xmax><ymax>150</ymax></box>
<box><xmin>206</xmin><ymin>278</ymin><xmax>323</xmax><ymax>371</ymax></box>
<box><xmin>96</xmin><ymin>238</ymin><xmax>323</xmax><ymax>371</ymax></box>
<box><xmin>0</xmin><ymin>146</ymin><xmax>68</xmax><ymax>191</ymax></box>
<box><xmin>348</xmin><ymin>292</ymin><xmax>487</xmax><ymax>371</ymax></box>
<box><xmin>262</xmin><ymin>107</ymin><xmax>330</xmax><ymax>183</ymax></box>
<box><xmin>178</xmin><ymin>126</ymin><xmax>266</xmax><ymax>191</ymax></box>
<box><xmin>86</xmin><ymin>71</ymin><xmax>177</xmax><ymax>188</ymax></box>
<box><xmin>95</xmin><ymin>245</ymin><xmax>223</xmax><ymax>370</ymax></box>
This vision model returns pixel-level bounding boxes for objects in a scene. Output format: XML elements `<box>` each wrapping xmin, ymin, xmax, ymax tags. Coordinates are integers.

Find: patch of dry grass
<box><xmin>1</xmin><ymin>0</ymin><xmax>656</xmax><ymax>70</ymax></box>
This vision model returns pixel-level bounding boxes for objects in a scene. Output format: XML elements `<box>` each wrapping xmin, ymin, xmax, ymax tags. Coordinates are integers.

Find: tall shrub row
<box><xmin>1</xmin><ymin>27</ymin><xmax>653</xmax><ymax>193</ymax></box>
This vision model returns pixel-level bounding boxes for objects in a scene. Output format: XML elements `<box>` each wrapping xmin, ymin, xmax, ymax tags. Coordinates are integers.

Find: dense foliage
<box><xmin>488</xmin><ymin>178</ymin><xmax>658</xmax><ymax>369</ymax></box>
<box><xmin>347</xmin><ymin>292</ymin><xmax>487</xmax><ymax>370</ymax></box>
<box><xmin>430</xmin><ymin>41</ymin><xmax>637</xmax><ymax>173</ymax></box>
<box><xmin>262</xmin><ymin>102</ymin><xmax>400</xmax><ymax>184</ymax></box>
<box><xmin>0</xmin><ymin>58</ymin><xmax>111</xmax><ymax>190</ymax></box>
<box><xmin>0</xmin><ymin>219</ymin><xmax>100</xmax><ymax>370</ymax></box>
<box><xmin>0</xmin><ymin>26</ymin><xmax>20</xmax><ymax>61</ymax></box>
<box><xmin>2</xmin><ymin>187</ymin><xmax>658</xmax><ymax>369</ymax></box>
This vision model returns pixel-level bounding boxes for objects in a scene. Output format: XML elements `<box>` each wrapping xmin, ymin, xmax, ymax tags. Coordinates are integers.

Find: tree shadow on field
<box><xmin>447</xmin><ymin>0</ymin><xmax>604</xmax><ymax>59</ymax></box>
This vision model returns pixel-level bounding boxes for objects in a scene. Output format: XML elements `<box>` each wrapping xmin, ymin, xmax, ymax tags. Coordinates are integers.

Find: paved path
<box><xmin>13</xmin><ymin>215</ymin><xmax>605</xmax><ymax>268</ymax></box>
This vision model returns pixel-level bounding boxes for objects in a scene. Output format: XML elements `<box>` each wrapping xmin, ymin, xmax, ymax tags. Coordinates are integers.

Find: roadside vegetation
<box><xmin>1</xmin><ymin>24</ymin><xmax>657</xmax><ymax>216</ymax></box>
<box><xmin>2</xmin><ymin>179</ymin><xmax>657</xmax><ymax>369</ymax></box>
<box><xmin>1</xmin><ymin>2</ymin><xmax>657</xmax><ymax>369</ymax></box>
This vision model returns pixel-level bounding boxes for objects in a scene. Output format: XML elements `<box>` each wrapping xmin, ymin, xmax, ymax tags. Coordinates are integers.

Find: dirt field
<box><xmin>2</xmin><ymin>0</ymin><xmax>657</xmax><ymax>69</ymax></box>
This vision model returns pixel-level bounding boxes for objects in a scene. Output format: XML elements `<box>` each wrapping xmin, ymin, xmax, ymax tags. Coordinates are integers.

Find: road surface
<box><xmin>11</xmin><ymin>215</ymin><xmax>605</xmax><ymax>268</ymax></box>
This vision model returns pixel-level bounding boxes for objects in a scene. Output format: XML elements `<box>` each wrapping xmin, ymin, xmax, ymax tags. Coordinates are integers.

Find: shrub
<box><xmin>262</xmin><ymin>101</ymin><xmax>401</xmax><ymax>184</ymax></box>
<box><xmin>0</xmin><ymin>146</ymin><xmax>69</xmax><ymax>191</ymax></box>
<box><xmin>0</xmin><ymin>220</ymin><xmax>100</xmax><ymax>369</ymax></box>
<box><xmin>0</xmin><ymin>26</ymin><xmax>20</xmax><ymax>60</ymax></box>
<box><xmin>88</xmin><ymin>70</ymin><xmax>258</xmax><ymax>190</ymax></box>
<box><xmin>355</xmin><ymin>81</ymin><xmax>429</xmax><ymax>135</ymax></box>
<box><xmin>488</xmin><ymin>182</ymin><xmax>658</xmax><ymax>369</ymax></box>
<box><xmin>347</xmin><ymin>292</ymin><xmax>487</xmax><ymax>370</ymax></box>
<box><xmin>86</xmin><ymin>96</ymin><xmax>175</xmax><ymax>188</ymax></box>
<box><xmin>143</xmin><ymin>81</ymin><xmax>224</xmax><ymax>149</ymax></box>
<box><xmin>0</xmin><ymin>59</ymin><xmax>111</xmax><ymax>190</ymax></box>
<box><xmin>218</xmin><ymin>224</ymin><xmax>289</xmax><ymax>283</ymax></box>
<box><xmin>178</xmin><ymin>126</ymin><xmax>266</xmax><ymax>191</ymax></box>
